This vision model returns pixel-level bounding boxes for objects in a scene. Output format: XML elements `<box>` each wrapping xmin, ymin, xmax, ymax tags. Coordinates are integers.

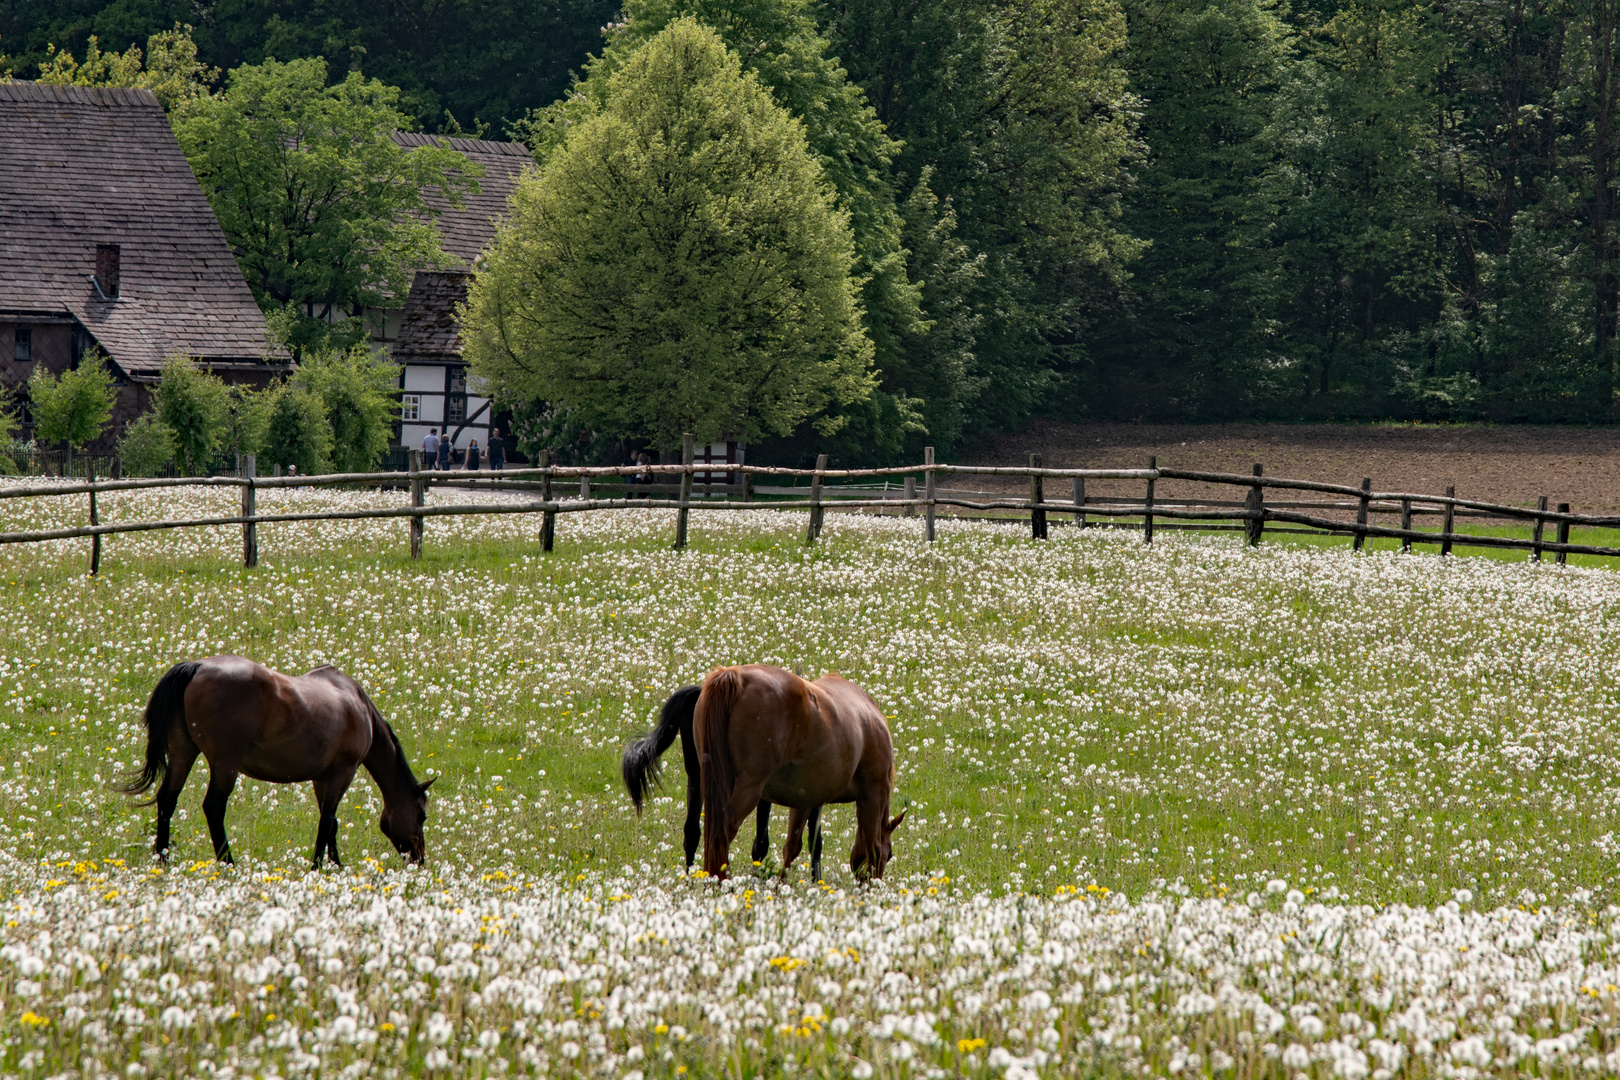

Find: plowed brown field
<box><xmin>965</xmin><ymin>420</ymin><xmax>1620</xmax><ymax>513</ymax></box>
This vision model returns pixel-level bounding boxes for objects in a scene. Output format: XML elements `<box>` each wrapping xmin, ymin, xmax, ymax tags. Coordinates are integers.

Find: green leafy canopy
<box><xmin>465</xmin><ymin>19</ymin><xmax>874</xmax><ymax>450</ymax></box>
<box><xmin>173</xmin><ymin>57</ymin><xmax>482</xmax><ymax>355</ymax></box>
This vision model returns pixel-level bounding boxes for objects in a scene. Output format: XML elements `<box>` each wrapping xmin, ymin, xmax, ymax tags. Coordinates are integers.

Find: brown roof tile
<box><xmin>392</xmin><ymin>132</ymin><xmax>532</xmax><ymax>269</ymax></box>
<box><xmin>0</xmin><ymin>83</ymin><xmax>283</xmax><ymax>377</ymax></box>
<box><xmin>393</xmin><ymin>271</ymin><xmax>472</xmax><ymax>365</ymax></box>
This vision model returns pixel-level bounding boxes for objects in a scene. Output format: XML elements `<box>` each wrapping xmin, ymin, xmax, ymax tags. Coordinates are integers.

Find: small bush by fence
<box><xmin>2</xmin><ymin>436</ymin><xmax>1617</xmax><ymax>575</ymax></box>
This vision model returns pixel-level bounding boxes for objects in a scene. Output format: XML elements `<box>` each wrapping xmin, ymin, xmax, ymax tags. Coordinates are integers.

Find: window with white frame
<box><xmin>401</xmin><ymin>394</ymin><xmax>421</xmax><ymax>422</ymax></box>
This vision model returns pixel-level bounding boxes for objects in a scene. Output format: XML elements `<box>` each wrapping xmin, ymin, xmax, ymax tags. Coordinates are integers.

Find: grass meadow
<box><xmin>2</xmin><ymin>483</ymin><xmax>1620</xmax><ymax>1078</ymax></box>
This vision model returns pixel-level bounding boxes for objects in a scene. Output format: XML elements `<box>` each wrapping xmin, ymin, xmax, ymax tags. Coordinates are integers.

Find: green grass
<box><xmin>3</xmin><ymin>488</ymin><xmax>1619</xmax><ymax>909</ymax></box>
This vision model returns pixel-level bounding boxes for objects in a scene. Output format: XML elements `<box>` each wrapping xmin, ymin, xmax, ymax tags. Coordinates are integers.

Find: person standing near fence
<box><xmin>437</xmin><ymin>434</ymin><xmax>453</xmax><ymax>471</ymax></box>
<box><xmin>423</xmin><ymin>428</ymin><xmax>440</xmax><ymax>463</ymax></box>
<box><xmin>488</xmin><ymin>429</ymin><xmax>505</xmax><ymax>471</ymax></box>
<box><xmin>466</xmin><ymin>438</ymin><xmax>482</xmax><ymax>470</ymax></box>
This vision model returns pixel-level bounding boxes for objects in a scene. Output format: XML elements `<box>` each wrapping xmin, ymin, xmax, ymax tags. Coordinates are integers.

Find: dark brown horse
<box><xmin>696</xmin><ymin>665</ymin><xmax>904</xmax><ymax>881</ymax></box>
<box><xmin>621</xmin><ymin>685</ymin><xmax>774</xmax><ymax>869</ymax></box>
<box><xmin>122</xmin><ymin>657</ymin><xmax>433</xmax><ymax>868</ymax></box>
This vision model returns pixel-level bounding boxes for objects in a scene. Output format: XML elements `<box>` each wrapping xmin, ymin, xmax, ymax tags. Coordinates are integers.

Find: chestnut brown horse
<box><xmin>621</xmin><ymin>684</ymin><xmax>774</xmax><ymax>869</ymax></box>
<box><xmin>122</xmin><ymin>657</ymin><xmax>433</xmax><ymax>868</ymax></box>
<box><xmin>695</xmin><ymin>665</ymin><xmax>904</xmax><ymax>881</ymax></box>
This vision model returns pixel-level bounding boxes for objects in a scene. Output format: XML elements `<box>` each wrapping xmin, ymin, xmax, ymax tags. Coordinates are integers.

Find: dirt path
<box><xmin>963</xmin><ymin>421</ymin><xmax>1620</xmax><ymax>512</ymax></box>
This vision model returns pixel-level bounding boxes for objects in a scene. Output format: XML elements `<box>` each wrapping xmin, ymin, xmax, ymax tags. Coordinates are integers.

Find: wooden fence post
<box><xmin>539</xmin><ymin>450</ymin><xmax>555</xmax><ymax>553</ymax></box>
<box><xmin>674</xmin><ymin>434</ymin><xmax>694</xmax><ymax>550</ymax></box>
<box><xmin>1353</xmin><ymin>477</ymin><xmax>1371</xmax><ymax>552</ymax></box>
<box><xmin>580</xmin><ymin>472</ymin><xmax>591</xmax><ymax>501</ymax></box>
<box><xmin>1143</xmin><ymin>456</ymin><xmax>1156</xmax><ymax>545</ymax></box>
<box><xmin>1029</xmin><ymin>453</ymin><xmax>1047</xmax><ymax>540</ymax></box>
<box><xmin>1441</xmin><ymin>486</ymin><xmax>1456</xmax><ymax>556</ymax></box>
<box><xmin>1556</xmin><ymin>503</ymin><xmax>1571</xmax><ymax>565</ymax></box>
<box><xmin>806</xmin><ymin>453</ymin><xmax>828</xmax><ymax>544</ymax></box>
<box><xmin>1244</xmin><ymin>464</ymin><xmax>1264</xmax><ymax>546</ymax></box>
<box><xmin>87</xmin><ymin>463</ymin><xmax>100</xmax><ymax>577</ymax></box>
<box><xmin>1073</xmin><ymin>477</ymin><xmax>1087</xmax><ymax>529</ymax></box>
<box><xmin>408</xmin><ymin>449</ymin><xmax>425</xmax><ymax>560</ymax></box>
<box><xmin>1532</xmin><ymin>495</ymin><xmax>1548</xmax><ymax>563</ymax></box>
<box><xmin>1400</xmin><ymin>499</ymin><xmax>1412</xmax><ymax>553</ymax></box>
<box><xmin>903</xmin><ymin>476</ymin><xmax>917</xmax><ymax>517</ymax></box>
<box><xmin>924</xmin><ymin>447</ymin><xmax>936</xmax><ymax>542</ymax></box>
<box><xmin>241</xmin><ymin>453</ymin><xmax>257</xmax><ymax>568</ymax></box>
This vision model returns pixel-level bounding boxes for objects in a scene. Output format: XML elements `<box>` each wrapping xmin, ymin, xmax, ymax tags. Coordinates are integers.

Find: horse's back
<box><xmin>810</xmin><ymin>673</ymin><xmax>894</xmax><ymax>785</ymax></box>
<box><xmin>183</xmin><ymin>656</ymin><xmax>373</xmax><ymax>782</ymax></box>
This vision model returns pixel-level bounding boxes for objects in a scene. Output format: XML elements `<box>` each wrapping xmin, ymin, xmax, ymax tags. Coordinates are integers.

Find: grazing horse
<box><xmin>121</xmin><ymin>657</ymin><xmax>433</xmax><ymax>868</ymax></box>
<box><xmin>696</xmin><ymin>665</ymin><xmax>904</xmax><ymax>881</ymax></box>
<box><xmin>621</xmin><ymin>685</ymin><xmax>774</xmax><ymax>869</ymax></box>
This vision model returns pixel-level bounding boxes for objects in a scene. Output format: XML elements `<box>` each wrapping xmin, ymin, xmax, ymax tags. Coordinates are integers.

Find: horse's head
<box><xmin>381</xmin><ymin>777</ymin><xmax>434</xmax><ymax>863</ymax></box>
<box><xmin>855</xmin><ymin>810</ymin><xmax>907</xmax><ymax>879</ymax></box>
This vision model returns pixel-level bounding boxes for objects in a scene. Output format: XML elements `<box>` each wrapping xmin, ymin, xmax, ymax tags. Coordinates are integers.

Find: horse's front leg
<box><xmin>310</xmin><ymin>770</ymin><xmax>357</xmax><ymax>869</ymax></box>
<box><xmin>751</xmin><ymin>800</ymin><xmax>772</xmax><ymax>865</ymax></box>
<box><xmin>154</xmin><ymin>744</ymin><xmax>199</xmax><ymax>863</ymax></box>
<box><xmin>202</xmin><ymin>769</ymin><xmax>239</xmax><ymax>864</ymax></box>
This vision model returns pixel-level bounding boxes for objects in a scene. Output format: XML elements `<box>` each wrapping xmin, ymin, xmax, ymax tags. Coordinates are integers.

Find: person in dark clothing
<box><xmin>437</xmin><ymin>435</ymin><xmax>453</xmax><ymax>470</ymax></box>
<box><xmin>488</xmin><ymin>429</ymin><xmax>505</xmax><ymax>470</ymax></box>
<box><xmin>466</xmin><ymin>439</ymin><xmax>482</xmax><ymax>470</ymax></box>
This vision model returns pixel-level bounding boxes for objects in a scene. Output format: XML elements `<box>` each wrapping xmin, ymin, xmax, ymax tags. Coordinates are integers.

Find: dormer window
<box><xmin>13</xmin><ymin>327</ymin><xmax>31</xmax><ymax>362</ymax></box>
<box><xmin>94</xmin><ymin>244</ymin><xmax>121</xmax><ymax>300</ymax></box>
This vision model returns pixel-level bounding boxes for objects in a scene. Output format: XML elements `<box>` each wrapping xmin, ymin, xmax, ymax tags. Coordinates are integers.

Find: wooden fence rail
<box><xmin>2</xmin><ymin>438</ymin><xmax>1618</xmax><ymax>573</ymax></box>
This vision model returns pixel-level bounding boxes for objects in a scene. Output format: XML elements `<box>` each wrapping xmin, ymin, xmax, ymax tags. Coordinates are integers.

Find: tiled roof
<box><xmin>392</xmin><ymin>132</ymin><xmax>531</xmax><ymax>268</ymax></box>
<box><xmin>393</xmin><ymin>271</ymin><xmax>472</xmax><ymax>365</ymax></box>
<box><xmin>0</xmin><ymin>83</ymin><xmax>282</xmax><ymax>376</ymax></box>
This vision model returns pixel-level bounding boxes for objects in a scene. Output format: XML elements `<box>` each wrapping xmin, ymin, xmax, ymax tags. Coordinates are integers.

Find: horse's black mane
<box><xmin>353</xmin><ymin>682</ymin><xmax>419</xmax><ymax>788</ymax></box>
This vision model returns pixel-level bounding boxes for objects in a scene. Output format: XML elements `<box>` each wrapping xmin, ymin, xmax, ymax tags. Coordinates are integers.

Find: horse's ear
<box><xmin>885</xmin><ymin>810</ymin><xmax>907</xmax><ymax>833</ymax></box>
<box><xmin>418</xmin><ymin>777</ymin><xmax>436</xmax><ymax>795</ymax></box>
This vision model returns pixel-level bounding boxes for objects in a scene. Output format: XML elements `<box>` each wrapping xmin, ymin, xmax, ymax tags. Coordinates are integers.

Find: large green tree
<box><xmin>517</xmin><ymin>0</ymin><xmax>927</xmax><ymax>455</ymax></box>
<box><xmin>824</xmin><ymin>0</ymin><xmax>1145</xmax><ymax>435</ymax></box>
<box><xmin>173</xmin><ymin>57</ymin><xmax>479</xmax><ymax>355</ymax></box>
<box><xmin>464</xmin><ymin>18</ymin><xmax>875</xmax><ymax>450</ymax></box>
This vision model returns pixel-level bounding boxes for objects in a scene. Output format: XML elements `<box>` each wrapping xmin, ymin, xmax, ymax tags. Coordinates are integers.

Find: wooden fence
<box><xmin>2</xmin><ymin>435</ymin><xmax>1619</xmax><ymax>575</ymax></box>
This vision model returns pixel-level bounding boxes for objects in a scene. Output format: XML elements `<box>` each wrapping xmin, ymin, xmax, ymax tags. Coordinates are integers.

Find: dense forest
<box><xmin>11</xmin><ymin>0</ymin><xmax>1620</xmax><ymax>453</ymax></box>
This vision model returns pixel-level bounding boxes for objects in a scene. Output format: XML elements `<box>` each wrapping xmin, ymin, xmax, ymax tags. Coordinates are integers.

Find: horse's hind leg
<box><xmin>680</xmin><ymin>720</ymin><xmax>701</xmax><ymax>868</ymax></box>
<box><xmin>782</xmin><ymin>807</ymin><xmax>808</xmax><ymax>873</ymax></box>
<box><xmin>202</xmin><ymin>769</ymin><xmax>239</xmax><ymax>864</ymax></box>
<box><xmin>808</xmin><ymin>806</ymin><xmax>824</xmax><ymax>883</ymax></box>
<box><xmin>153</xmin><ymin>741</ymin><xmax>199</xmax><ymax>863</ymax></box>
<box><xmin>310</xmin><ymin>771</ymin><xmax>356</xmax><ymax>869</ymax></box>
<box><xmin>750</xmin><ymin>800</ymin><xmax>772</xmax><ymax>864</ymax></box>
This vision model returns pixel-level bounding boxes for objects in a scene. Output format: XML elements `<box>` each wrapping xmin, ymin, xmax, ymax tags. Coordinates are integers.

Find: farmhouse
<box><xmin>372</xmin><ymin>134</ymin><xmax>745</xmax><ymax>473</ymax></box>
<box><xmin>375</xmin><ymin>133</ymin><xmax>532</xmax><ymax>459</ymax></box>
<box><xmin>0</xmin><ymin>83</ymin><xmax>283</xmax><ymax>452</ymax></box>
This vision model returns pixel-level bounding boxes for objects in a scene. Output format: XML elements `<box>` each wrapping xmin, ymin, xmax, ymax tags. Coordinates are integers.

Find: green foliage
<box><xmin>516</xmin><ymin>0</ymin><xmax>923</xmax><ymax>429</ymax></box>
<box><xmin>295</xmin><ymin>345</ymin><xmax>401</xmax><ymax>472</ymax></box>
<box><xmin>154</xmin><ymin>355</ymin><xmax>230</xmax><ymax>475</ymax></box>
<box><xmin>824</xmin><ymin>0</ymin><xmax>1145</xmax><ymax>438</ymax></box>
<box><xmin>259</xmin><ymin>380</ymin><xmax>335</xmax><ymax>476</ymax></box>
<box><xmin>27</xmin><ymin>353</ymin><xmax>118</xmax><ymax>450</ymax></box>
<box><xmin>173</xmin><ymin>57</ymin><xmax>479</xmax><ymax>356</ymax></box>
<box><xmin>34</xmin><ymin>23</ymin><xmax>217</xmax><ymax>111</ymax></box>
<box><xmin>466</xmin><ymin>19</ymin><xmax>875</xmax><ymax>450</ymax></box>
<box><xmin>2</xmin><ymin>0</ymin><xmax>616</xmax><ymax>133</ymax></box>
<box><xmin>114</xmin><ymin>412</ymin><xmax>177</xmax><ymax>477</ymax></box>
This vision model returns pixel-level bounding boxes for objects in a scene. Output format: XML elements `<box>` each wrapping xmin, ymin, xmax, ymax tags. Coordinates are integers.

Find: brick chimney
<box><xmin>94</xmin><ymin>244</ymin><xmax>121</xmax><ymax>299</ymax></box>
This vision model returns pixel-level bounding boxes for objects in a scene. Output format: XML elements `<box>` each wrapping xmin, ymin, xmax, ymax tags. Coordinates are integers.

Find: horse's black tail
<box><xmin>622</xmin><ymin>685</ymin><xmax>700</xmax><ymax>813</ymax></box>
<box><xmin>120</xmin><ymin>661</ymin><xmax>202</xmax><ymax>804</ymax></box>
